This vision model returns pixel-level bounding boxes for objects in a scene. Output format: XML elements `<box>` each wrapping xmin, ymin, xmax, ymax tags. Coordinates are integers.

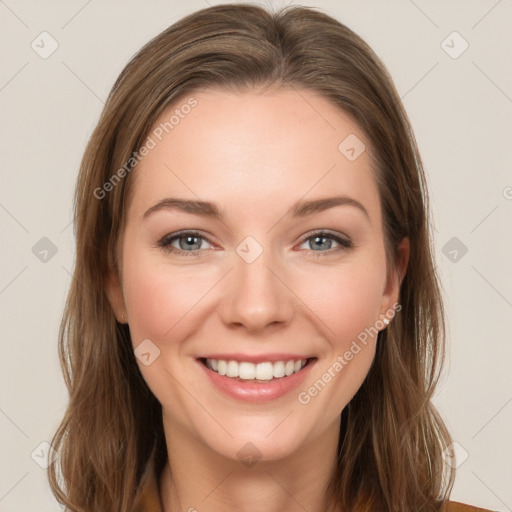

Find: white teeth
<box><xmin>255</xmin><ymin>362</ymin><xmax>273</xmax><ymax>380</ymax></box>
<box><xmin>204</xmin><ymin>358</ymin><xmax>308</xmax><ymax>381</ymax></box>
<box><xmin>217</xmin><ymin>360</ymin><xmax>227</xmax><ymax>376</ymax></box>
<box><xmin>226</xmin><ymin>360</ymin><xmax>238</xmax><ymax>378</ymax></box>
<box><xmin>239</xmin><ymin>361</ymin><xmax>255</xmax><ymax>380</ymax></box>
<box><xmin>273</xmin><ymin>361</ymin><xmax>285</xmax><ymax>378</ymax></box>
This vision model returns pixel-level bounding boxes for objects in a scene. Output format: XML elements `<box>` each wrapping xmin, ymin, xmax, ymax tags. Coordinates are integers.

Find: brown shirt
<box><xmin>132</xmin><ymin>462</ymin><xmax>495</xmax><ymax>512</ymax></box>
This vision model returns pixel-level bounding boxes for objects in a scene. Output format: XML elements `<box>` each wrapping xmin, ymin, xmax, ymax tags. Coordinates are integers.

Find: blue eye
<box><xmin>157</xmin><ymin>230</ymin><xmax>352</xmax><ymax>257</ymax></box>
<box><xmin>158</xmin><ymin>231</ymin><xmax>213</xmax><ymax>255</ymax></box>
<box><xmin>299</xmin><ymin>231</ymin><xmax>352</xmax><ymax>256</ymax></box>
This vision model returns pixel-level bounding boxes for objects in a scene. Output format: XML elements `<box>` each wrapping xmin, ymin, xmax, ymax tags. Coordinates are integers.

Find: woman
<box><xmin>47</xmin><ymin>4</ymin><xmax>493</xmax><ymax>511</ymax></box>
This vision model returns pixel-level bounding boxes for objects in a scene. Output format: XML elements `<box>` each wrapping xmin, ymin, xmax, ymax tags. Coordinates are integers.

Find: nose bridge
<box><xmin>219</xmin><ymin>235</ymin><xmax>294</xmax><ymax>331</ymax></box>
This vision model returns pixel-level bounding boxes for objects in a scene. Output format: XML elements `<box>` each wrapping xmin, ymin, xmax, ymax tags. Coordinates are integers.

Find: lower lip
<box><xmin>197</xmin><ymin>359</ymin><xmax>316</xmax><ymax>403</ymax></box>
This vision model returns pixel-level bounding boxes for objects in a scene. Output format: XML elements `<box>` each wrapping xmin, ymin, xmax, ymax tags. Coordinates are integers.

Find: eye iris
<box><xmin>311</xmin><ymin>235</ymin><xmax>331</xmax><ymax>251</ymax></box>
<box><xmin>180</xmin><ymin>235</ymin><xmax>201</xmax><ymax>250</ymax></box>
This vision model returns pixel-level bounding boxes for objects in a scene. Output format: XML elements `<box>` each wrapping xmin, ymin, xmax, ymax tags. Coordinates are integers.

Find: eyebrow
<box><xmin>143</xmin><ymin>195</ymin><xmax>370</xmax><ymax>223</ymax></box>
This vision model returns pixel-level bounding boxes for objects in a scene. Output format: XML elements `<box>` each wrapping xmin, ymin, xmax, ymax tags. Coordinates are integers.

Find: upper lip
<box><xmin>198</xmin><ymin>353</ymin><xmax>315</xmax><ymax>364</ymax></box>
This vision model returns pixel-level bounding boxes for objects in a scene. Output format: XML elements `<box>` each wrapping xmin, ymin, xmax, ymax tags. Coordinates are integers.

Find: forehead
<box><xmin>126</xmin><ymin>87</ymin><xmax>380</xmax><ymax>222</ymax></box>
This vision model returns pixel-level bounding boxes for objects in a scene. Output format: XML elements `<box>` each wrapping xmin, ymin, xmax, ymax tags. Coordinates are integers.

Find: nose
<box><xmin>218</xmin><ymin>246</ymin><xmax>295</xmax><ymax>333</ymax></box>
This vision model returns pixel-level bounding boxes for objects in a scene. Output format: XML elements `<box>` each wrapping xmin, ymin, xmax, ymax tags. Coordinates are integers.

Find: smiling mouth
<box><xmin>199</xmin><ymin>357</ymin><xmax>316</xmax><ymax>383</ymax></box>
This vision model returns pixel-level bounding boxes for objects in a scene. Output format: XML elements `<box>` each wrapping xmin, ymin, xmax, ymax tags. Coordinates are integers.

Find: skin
<box><xmin>106</xmin><ymin>87</ymin><xmax>409</xmax><ymax>511</ymax></box>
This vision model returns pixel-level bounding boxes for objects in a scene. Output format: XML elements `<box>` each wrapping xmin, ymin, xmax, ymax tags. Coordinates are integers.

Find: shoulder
<box><xmin>444</xmin><ymin>501</ymin><xmax>496</xmax><ymax>512</ymax></box>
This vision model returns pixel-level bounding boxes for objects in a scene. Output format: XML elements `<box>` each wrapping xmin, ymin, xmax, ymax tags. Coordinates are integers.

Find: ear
<box><xmin>380</xmin><ymin>236</ymin><xmax>409</xmax><ymax>317</ymax></box>
<box><xmin>104</xmin><ymin>267</ymin><xmax>127</xmax><ymax>323</ymax></box>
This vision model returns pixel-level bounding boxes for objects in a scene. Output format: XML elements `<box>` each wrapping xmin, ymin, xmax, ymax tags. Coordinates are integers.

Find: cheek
<box><xmin>294</xmin><ymin>262</ymin><xmax>385</xmax><ymax>417</ymax></box>
<box><xmin>121</xmin><ymin>251</ymin><xmax>213</xmax><ymax>345</ymax></box>
<box><xmin>121</xmin><ymin>252</ymin><xmax>213</xmax><ymax>405</ymax></box>
<box><xmin>296</xmin><ymin>258</ymin><xmax>387</xmax><ymax>348</ymax></box>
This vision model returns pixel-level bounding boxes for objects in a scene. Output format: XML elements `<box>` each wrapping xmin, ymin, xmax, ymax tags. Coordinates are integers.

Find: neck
<box><xmin>159</xmin><ymin>418</ymin><xmax>341</xmax><ymax>512</ymax></box>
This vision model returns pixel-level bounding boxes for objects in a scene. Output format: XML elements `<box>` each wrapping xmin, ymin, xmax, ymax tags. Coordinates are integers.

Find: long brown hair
<box><xmin>48</xmin><ymin>3</ymin><xmax>455</xmax><ymax>510</ymax></box>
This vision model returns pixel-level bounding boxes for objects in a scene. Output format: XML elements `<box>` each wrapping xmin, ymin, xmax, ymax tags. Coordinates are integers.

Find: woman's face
<box><xmin>107</xmin><ymin>87</ymin><xmax>407</xmax><ymax>463</ymax></box>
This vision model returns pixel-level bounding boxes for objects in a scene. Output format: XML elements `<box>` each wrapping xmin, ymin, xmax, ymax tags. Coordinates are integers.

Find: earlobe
<box><xmin>104</xmin><ymin>268</ymin><xmax>127</xmax><ymax>323</ymax></box>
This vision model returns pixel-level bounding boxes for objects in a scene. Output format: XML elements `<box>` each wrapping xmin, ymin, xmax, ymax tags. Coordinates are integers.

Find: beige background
<box><xmin>1</xmin><ymin>1</ymin><xmax>511</xmax><ymax>510</ymax></box>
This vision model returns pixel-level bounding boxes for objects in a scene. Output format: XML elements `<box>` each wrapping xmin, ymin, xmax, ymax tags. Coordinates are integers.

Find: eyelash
<box><xmin>156</xmin><ymin>230</ymin><xmax>353</xmax><ymax>258</ymax></box>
